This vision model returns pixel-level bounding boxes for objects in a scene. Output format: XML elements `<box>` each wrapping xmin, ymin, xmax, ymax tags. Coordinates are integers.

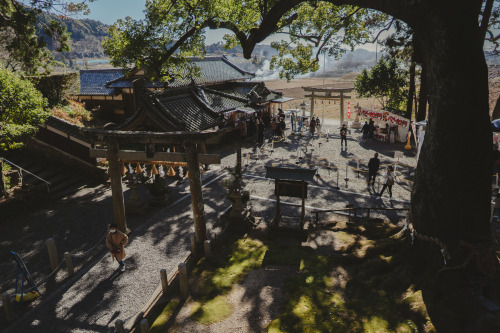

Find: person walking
<box><xmin>279</xmin><ymin>117</ymin><xmax>286</xmax><ymax>140</ymax></box>
<box><xmin>298</xmin><ymin>116</ymin><xmax>303</xmax><ymax>132</ymax></box>
<box><xmin>377</xmin><ymin>166</ymin><xmax>395</xmax><ymax>200</ymax></box>
<box><xmin>368</xmin><ymin>118</ymin><xmax>375</xmax><ymax>139</ymax></box>
<box><xmin>310</xmin><ymin>117</ymin><xmax>316</xmax><ymax>136</ymax></box>
<box><xmin>257</xmin><ymin>119</ymin><xmax>265</xmax><ymax>146</ymax></box>
<box><xmin>106</xmin><ymin>223</ymin><xmax>129</xmax><ymax>272</ymax></box>
<box><xmin>340</xmin><ymin>124</ymin><xmax>348</xmax><ymax>148</ymax></box>
<box><xmin>361</xmin><ymin>121</ymin><xmax>370</xmax><ymax>143</ymax></box>
<box><xmin>271</xmin><ymin>117</ymin><xmax>277</xmax><ymax>138</ymax></box>
<box><xmin>316</xmin><ymin>117</ymin><xmax>321</xmax><ymax>133</ymax></box>
<box><xmin>367</xmin><ymin>152</ymin><xmax>380</xmax><ymax>187</ymax></box>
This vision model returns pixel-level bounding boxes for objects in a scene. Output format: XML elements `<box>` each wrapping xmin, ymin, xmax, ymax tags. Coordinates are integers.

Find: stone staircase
<box><xmin>3</xmin><ymin>153</ymin><xmax>91</xmax><ymax>201</ymax></box>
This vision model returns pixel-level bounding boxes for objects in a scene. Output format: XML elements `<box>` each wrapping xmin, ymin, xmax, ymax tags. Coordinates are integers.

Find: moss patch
<box><xmin>265</xmin><ymin>221</ymin><xmax>434</xmax><ymax>333</ymax></box>
<box><xmin>190</xmin><ymin>295</ymin><xmax>232</xmax><ymax>324</ymax></box>
<box><xmin>189</xmin><ymin>236</ymin><xmax>268</xmax><ymax>324</ymax></box>
<box><xmin>149</xmin><ymin>299</ymin><xmax>180</xmax><ymax>333</ymax></box>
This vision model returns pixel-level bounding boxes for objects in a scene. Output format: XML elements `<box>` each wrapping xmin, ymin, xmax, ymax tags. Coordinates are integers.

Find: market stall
<box><xmin>357</xmin><ymin>107</ymin><xmax>410</xmax><ymax>143</ymax></box>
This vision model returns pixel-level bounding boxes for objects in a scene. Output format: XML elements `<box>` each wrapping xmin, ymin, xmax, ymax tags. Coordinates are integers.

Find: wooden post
<box><xmin>64</xmin><ymin>252</ymin><xmax>74</xmax><ymax>277</ymax></box>
<box><xmin>301</xmin><ymin>182</ymin><xmax>306</xmax><ymax>227</ymax></box>
<box><xmin>115</xmin><ymin>319</ymin><xmax>125</xmax><ymax>333</ymax></box>
<box><xmin>190</xmin><ymin>235</ymin><xmax>196</xmax><ymax>257</ymax></box>
<box><xmin>140</xmin><ymin>318</ymin><xmax>149</xmax><ymax>333</ymax></box>
<box><xmin>108</xmin><ymin>142</ymin><xmax>128</xmax><ymax>234</ymax></box>
<box><xmin>204</xmin><ymin>240</ymin><xmax>212</xmax><ymax>258</ymax></box>
<box><xmin>275</xmin><ymin>180</ymin><xmax>281</xmax><ymax>226</ymax></box>
<box><xmin>340</xmin><ymin>92</ymin><xmax>345</xmax><ymax>127</ymax></box>
<box><xmin>1</xmin><ymin>292</ymin><xmax>14</xmax><ymax>322</ymax></box>
<box><xmin>46</xmin><ymin>238</ymin><xmax>59</xmax><ymax>271</ymax></box>
<box><xmin>178</xmin><ymin>262</ymin><xmax>188</xmax><ymax>299</ymax></box>
<box><xmin>160</xmin><ymin>269</ymin><xmax>168</xmax><ymax>294</ymax></box>
<box><xmin>185</xmin><ymin>143</ymin><xmax>207</xmax><ymax>247</ymax></box>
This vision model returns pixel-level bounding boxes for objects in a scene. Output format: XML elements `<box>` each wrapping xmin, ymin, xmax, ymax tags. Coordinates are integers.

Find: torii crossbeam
<box><xmin>80</xmin><ymin>128</ymin><xmax>224</xmax><ymax>248</ymax></box>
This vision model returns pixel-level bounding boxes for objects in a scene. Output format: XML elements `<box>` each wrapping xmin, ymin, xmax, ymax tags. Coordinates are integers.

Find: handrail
<box><xmin>1</xmin><ymin>157</ymin><xmax>51</xmax><ymax>192</ymax></box>
<box><xmin>311</xmin><ymin>207</ymin><xmax>410</xmax><ymax>213</ymax></box>
<box><xmin>312</xmin><ymin>206</ymin><xmax>410</xmax><ymax>223</ymax></box>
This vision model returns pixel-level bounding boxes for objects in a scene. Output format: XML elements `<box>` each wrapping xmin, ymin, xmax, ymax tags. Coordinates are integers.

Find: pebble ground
<box><xmin>2</xmin><ymin>119</ymin><xmax>417</xmax><ymax>332</ymax></box>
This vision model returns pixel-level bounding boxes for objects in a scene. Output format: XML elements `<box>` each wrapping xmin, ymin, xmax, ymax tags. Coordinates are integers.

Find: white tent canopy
<box><xmin>357</xmin><ymin>107</ymin><xmax>410</xmax><ymax>142</ymax></box>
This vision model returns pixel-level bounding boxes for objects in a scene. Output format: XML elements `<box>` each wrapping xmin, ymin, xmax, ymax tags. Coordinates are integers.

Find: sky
<box><xmin>84</xmin><ymin>0</ymin><xmax>378</xmax><ymax>51</ymax></box>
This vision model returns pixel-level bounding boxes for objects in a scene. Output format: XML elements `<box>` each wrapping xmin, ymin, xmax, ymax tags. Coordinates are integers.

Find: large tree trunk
<box><xmin>405</xmin><ymin>55</ymin><xmax>416</xmax><ymax>120</ymax></box>
<box><xmin>492</xmin><ymin>94</ymin><xmax>500</xmax><ymax>120</ymax></box>
<box><xmin>416</xmin><ymin>63</ymin><xmax>428</xmax><ymax>122</ymax></box>
<box><xmin>411</xmin><ymin>2</ymin><xmax>494</xmax><ymax>330</ymax></box>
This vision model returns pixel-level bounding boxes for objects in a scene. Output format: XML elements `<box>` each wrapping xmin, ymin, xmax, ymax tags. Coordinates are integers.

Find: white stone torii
<box><xmin>302</xmin><ymin>86</ymin><xmax>354</xmax><ymax>127</ymax></box>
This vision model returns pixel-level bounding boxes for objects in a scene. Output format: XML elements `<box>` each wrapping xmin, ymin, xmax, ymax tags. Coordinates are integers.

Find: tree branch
<box><xmin>364</xmin><ymin>18</ymin><xmax>395</xmax><ymax>44</ymax></box>
<box><xmin>480</xmin><ymin>0</ymin><xmax>494</xmax><ymax>47</ymax></box>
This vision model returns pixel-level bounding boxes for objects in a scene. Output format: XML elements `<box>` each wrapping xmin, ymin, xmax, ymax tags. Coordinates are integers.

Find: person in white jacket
<box><xmin>377</xmin><ymin>166</ymin><xmax>395</xmax><ymax>200</ymax></box>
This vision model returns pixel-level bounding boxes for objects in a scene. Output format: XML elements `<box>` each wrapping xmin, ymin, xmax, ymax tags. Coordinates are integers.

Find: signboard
<box><xmin>359</xmin><ymin>108</ymin><xmax>409</xmax><ymax>128</ymax></box>
<box><xmin>394</xmin><ymin>151</ymin><xmax>404</xmax><ymax>159</ymax></box>
<box><xmin>347</xmin><ymin>102</ymin><xmax>351</xmax><ymax>118</ymax></box>
<box><xmin>275</xmin><ymin>180</ymin><xmax>307</xmax><ymax>198</ymax></box>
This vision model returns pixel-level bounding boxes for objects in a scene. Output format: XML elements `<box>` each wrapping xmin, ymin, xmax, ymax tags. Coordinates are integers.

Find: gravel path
<box><xmin>3</xmin><ymin>169</ymin><xmax>229</xmax><ymax>333</ymax></box>
<box><xmin>2</xmin><ymin>119</ymin><xmax>416</xmax><ymax>332</ymax></box>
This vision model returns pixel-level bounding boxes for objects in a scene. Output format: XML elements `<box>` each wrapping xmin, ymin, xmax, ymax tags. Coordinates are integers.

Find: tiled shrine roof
<box><xmin>42</xmin><ymin>116</ymin><xmax>86</xmax><ymax>141</ymax></box>
<box><xmin>79</xmin><ymin>57</ymin><xmax>254</xmax><ymax>96</ymax></box>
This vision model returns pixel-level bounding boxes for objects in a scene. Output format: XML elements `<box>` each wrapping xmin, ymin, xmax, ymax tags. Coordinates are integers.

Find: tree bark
<box><xmin>412</xmin><ymin>2</ymin><xmax>491</xmax><ymax>243</ymax></box>
<box><xmin>405</xmin><ymin>55</ymin><xmax>416</xmax><ymax>120</ymax></box>
<box><xmin>416</xmin><ymin>63</ymin><xmax>428</xmax><ymax>122</ymax></box>
<box><xmin>410</xmin><ymin>3</ymin><xmax>493</xmax><ymax>328</ymax></box>
<box><xmin>492</xmin><ymin>94</ymin><xmax>500</xmax><ymax>120</ymax></box>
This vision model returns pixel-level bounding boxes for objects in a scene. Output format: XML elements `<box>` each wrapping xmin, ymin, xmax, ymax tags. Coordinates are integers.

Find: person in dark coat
<box><xmin>367</xmin><ymin>152</ymin><xmax>380</xmax><ymax>187</ymax></box>
<box><xmin>257</xmin><ymin>119</ymin><xmax>265</xmax><ymax>146</ymax></box>
<box><xmin>361</xmin><ymin>121</ymin><xmax>370</xmax><ymax>143</ymax></box>
<box><xmin>368</xmin><ymin>118</ymin><xmax>375</xmax><ymax>138</ymax></box>
<box><xmin>279</xmin><ymin>117</ymin><xmax>286</xmax><ymax>139</ymax></box>
<box><xmin>310</xmin><ymin>117</ymin><xmax>316</xmax><ymax>136</ymax></box>
<box><xmin>340</xmin><ymin>124</ymin><xmax>348</xmax><ymax>148</ymax></box>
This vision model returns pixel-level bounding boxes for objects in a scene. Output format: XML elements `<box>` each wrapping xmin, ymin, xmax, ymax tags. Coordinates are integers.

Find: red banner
<box><xmin>359</xmin><ymin>108</ymin><xmax>409</xmax><ymax>128</ymax></box>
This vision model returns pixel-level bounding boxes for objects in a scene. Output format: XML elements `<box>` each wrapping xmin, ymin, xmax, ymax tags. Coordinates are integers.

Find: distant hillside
<box><xmin>36</xmin><ymin>13</ymin><xmax>109</xmax><ymax>64</ymax></box>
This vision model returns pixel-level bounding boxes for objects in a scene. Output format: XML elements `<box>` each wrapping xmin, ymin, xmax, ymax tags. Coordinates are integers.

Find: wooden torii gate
<box><xmin>81</xmin><ymin>128</ymin><xmax>223</xmax><ymax>248</ymax></box>
<box><xmin>302</xmin><ymin>85</ymin><xmax>354</xmax><ymax>127</ymax></box>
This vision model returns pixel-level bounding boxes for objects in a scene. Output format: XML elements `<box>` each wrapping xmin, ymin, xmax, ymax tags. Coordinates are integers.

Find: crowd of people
<box><xmin>236</xmin><ymin>110</ymin><xmax>399</xmax><ymax>200</ymax></box>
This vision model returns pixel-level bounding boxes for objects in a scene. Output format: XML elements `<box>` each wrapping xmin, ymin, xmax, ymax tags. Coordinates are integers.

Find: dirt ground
<box><xmin>264</xmin><ymin>76</ymin><xmax>385</xmax><ymax>120</ymax></box>
<box><xmin>264</xmin><ymin>66</ymin><xmax>500</xmax><ymax>119</ymax></box>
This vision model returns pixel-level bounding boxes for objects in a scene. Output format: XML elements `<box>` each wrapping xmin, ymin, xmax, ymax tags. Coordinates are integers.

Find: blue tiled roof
<box><xmin>107</xmin><ymin>78</ymin><xmax>165</xmax><ymax>89</ymax></box>
<box><xmin>79</xmin><ymin>57</ymin><xmax>254</xmax><ymax>95</ymax></box>
<box><xmin>79</xmin><ymin>69</ymin><xmax>124</xmax><ymax>95</ymax></box>
<box><xmin>118</xmin><ymin>87</ymin><xmax>223</xmax><ymax>132</ymax></box>
<box><xmin>199</xmin><ymin>88</ymin><xmax>248</xmax><ymax>113</ymax></box>
<box><xmin>168</xmin><ymin>57</ymin><xmax>254</xmax><ymax>87</ymax></box>
<box><xmin>210</xmin><ymin>81</ymin><xmax>283</xmax><ymax>103</ymax></box>
<box><xmin>155</xmin><ymin>92</ymin><xmax>221</xmax><ymax>131</ymax></box>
